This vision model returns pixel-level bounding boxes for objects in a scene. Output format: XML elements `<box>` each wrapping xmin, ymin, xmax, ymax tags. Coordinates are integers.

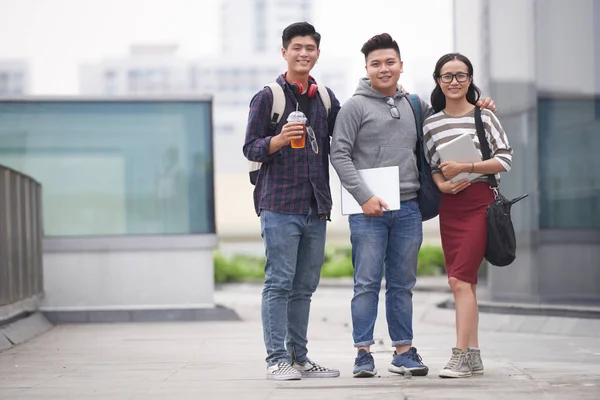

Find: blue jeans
<box><xmin>349</xmin><ymin>200</ymin><xmax>423</xmax><ymax>348</ymax></box>
<box><xmin>260</xmin><ymin>206</ymin><xmax>326</xmax><ymax>366</ymax></box>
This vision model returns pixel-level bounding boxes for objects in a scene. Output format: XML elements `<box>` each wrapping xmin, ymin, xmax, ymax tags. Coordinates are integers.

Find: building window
<box><xmin>538</xmin><ymin>96</ymin><xmax>600</xmax><ymax>229</ymax></box>
<box><xmin>255</xmin><ymin>0</ymin><xmax>267</xmax><ymax>52</ymax></box>
<box><xmin>0</xmin><ymin>72</ymin><xmax>8</xmax><ymax>94</ymax></box>
<box><xmin>104</xmin><ymin>70</ymin><xmax>117</xmax><ymax>95</ymax></box>
<box><xmin>128</xmin><ymin>69</ymin><xmax>142</xmax><ymax>93</ymax></box>
<box><xmin>0</xmin><ymin>100</ymin><xmax>215</xmax><ymax>236</ymax></box>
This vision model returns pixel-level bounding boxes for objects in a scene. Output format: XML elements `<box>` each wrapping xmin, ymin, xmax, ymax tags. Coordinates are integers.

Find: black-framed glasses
<box><xmin>439</xmin><ymin>72</ymin><xmax>471</xmax><ymax>83</ymax></box>
<box><xmin>385</xmin><ymin>97</ymin><xmax>400</xmax><ymax>119</ymax></box>
<box><xmin>307</xmin><ymin>125</ymin><xmax>319</xmax><ymax>154</ymax></box>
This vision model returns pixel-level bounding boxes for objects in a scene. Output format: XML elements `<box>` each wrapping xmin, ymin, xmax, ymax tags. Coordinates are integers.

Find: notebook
<box><xmin>340</xmin><ymin>166</ymin><xmax>400</xmax><ymax>215</ymax></box>
<box><xmin>436</xmin><ymin>133</ymin><xmax>483</xmax><ymax>182</ymax></box>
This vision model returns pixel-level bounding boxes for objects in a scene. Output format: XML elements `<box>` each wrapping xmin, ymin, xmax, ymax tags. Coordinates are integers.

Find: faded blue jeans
<box><xmin>260</xmin><ymin>205</ymin><xmax>326</xmax><ymax>366</ymax></box>
<box><xmin>349</xmin><ymin>200</ymin><xmax>423</xmax><ymax>348</ymax></box>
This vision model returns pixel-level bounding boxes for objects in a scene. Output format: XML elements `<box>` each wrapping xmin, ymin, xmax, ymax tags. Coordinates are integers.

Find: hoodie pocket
<box><xmin>375</xmin><ymin>145</ymin><xmax>419</xmax><ymax>186</ymax></box>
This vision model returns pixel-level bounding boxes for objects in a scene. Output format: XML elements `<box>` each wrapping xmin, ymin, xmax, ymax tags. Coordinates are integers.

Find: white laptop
<box><xmin>341</xmin><ymin>166</ymin><xmax>400</xmax><ymax>215</ymax></box>
<box><xmin>436</xmin><ymin>133</ymin><xmax>483</xmax><ymax>182</ymax></box>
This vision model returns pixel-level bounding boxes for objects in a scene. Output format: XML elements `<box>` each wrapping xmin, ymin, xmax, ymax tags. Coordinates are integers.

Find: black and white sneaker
<box><xmin>292</xmin><ymin>359</ymin><xmax>340</xmax><ymax>378</ymax></box>
<box><xmin>266</xmin><ymin>362</ymin><xmax>302</xmax><ymax>381</ymax></box>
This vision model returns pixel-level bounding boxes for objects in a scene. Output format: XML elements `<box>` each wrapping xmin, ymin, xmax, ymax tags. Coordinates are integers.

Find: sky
<box><xmin>0</xmin><ymin>0</ymin><xmax>454</xmax><ymax>95</ymax></box>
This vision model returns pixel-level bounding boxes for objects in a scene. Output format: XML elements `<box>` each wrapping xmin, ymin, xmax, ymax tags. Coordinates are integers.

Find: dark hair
<box><xmin>282</xmin><ymin>22</ymin><xmax>321</xmax><ymax>49</ymax></box>
<box><xmin>430</xmin><ymin>53</ymin><xmax>481</xmax><ymax>112</ymax></box>
<box><xmin>360</xmin><ymin>33</ymin><xmax>401</xmax><ymax>61</ymax></box>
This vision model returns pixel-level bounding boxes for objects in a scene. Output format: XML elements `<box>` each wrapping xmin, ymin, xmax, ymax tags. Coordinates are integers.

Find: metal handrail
<box><xmin>0</xmin><ymin>164</ymin><xmax>44</xmax><ymax>308</ymax></box>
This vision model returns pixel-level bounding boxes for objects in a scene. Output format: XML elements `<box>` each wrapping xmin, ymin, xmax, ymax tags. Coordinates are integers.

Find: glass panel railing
<box><xmin>0</xmin><ymin>164</ymin><xmax>44</xmax><ymax>307</ymax></box>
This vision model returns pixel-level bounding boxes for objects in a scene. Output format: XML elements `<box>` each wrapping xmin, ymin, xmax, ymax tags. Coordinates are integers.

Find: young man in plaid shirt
<box><xmin>243</xmin><ymin>22</ymin><xmax>341</xmax><ymax>381</ymax></box>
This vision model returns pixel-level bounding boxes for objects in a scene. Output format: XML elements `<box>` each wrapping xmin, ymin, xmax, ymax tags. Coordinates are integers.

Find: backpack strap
<box><xmin>406</xmin><ymin>93</ymin><xmax>427</xmax><ymax>174</ymax></box>
<box><xmin>407</xmin><ymin>93</ymin><xmax>423</xmax><ymax>138</ymax></box>
<box><xmin>317</xmin><ymin>85</ymin><xmax>331</xmax><ymax>116</ymax></box>
<box><xmin>249</xmin><ymin>83</ymin><xmax>285</xmax><ymax>185</ymax></box>
<box><xmin>266</xmin><ymin>82</ymin><xmax>285</xmax><ymax>134</ymax></box>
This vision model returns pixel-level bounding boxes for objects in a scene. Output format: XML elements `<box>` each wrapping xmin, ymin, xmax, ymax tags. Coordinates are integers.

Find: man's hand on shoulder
<box><xmin>476</xmin><ymin>97</ymin><xmax>497</xmax><ymax>112</ymax></box>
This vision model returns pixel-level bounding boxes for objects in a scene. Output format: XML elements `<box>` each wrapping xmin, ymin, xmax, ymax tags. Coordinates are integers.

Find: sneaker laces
<box><xmin>407</xmin><ymin>350</ymin><xmax>423</xmax><ymax>364</ymax></box>
<box><xmin>355</xmin><ymin>351</ymin><xmax>373</xmax><ymax>365</ymax></box>
<box><xmin>398</xmin><ymin>348</ymin><xmax>424</xmax><ymax>365</ymax></box>
<box><xmin>444</xmin><ymin>353</ymin><xmax>460</xmax><ymax>369</ymax></box>
<box><xmin>444</xmin><ymin>351</ymin><xmax>468</xmax><ymax>369</ymax></box>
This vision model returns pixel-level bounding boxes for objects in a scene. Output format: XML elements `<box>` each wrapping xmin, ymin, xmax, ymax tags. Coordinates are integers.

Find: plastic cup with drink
<box><xmin>287</xmin><ymin>105</ymin><xmax>307</xmax><ymax>149</ymax></box>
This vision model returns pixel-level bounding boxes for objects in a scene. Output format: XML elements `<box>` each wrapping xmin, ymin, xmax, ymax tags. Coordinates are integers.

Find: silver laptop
<box><xmin>436</xmin><ymin>133</ymin><xmax>484</xmax><ymax>183</ymax></box>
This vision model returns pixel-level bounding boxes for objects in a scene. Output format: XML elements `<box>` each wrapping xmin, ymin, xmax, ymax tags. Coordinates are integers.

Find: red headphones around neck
<box><xmin>285</xmin><ymin>74</ymin><xmax>318</xmax><ymax>98</ymax></box>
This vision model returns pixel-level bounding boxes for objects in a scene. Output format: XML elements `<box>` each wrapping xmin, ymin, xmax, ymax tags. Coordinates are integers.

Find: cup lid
<box><xmin>287</xmin><ymin>111</ymin><xmax>307</xmax><ymax>122</ymax></box>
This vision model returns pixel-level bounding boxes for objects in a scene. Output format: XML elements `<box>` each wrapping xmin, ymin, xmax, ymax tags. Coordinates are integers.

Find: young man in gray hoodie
<box><xmin>330</xmin><ymin>33</ymin><xmax>495</xmax><ymax>378</ymax></box>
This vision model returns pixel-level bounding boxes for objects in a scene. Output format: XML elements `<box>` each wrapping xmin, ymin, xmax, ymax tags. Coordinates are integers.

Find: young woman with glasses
<box><xmin>422</xmin><ymin>53</ymin><xmax>513</xmax><ymax>378</ymax></box>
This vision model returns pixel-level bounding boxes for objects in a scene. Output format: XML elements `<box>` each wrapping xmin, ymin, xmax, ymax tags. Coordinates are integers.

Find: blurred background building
<box><xmin>0</xmin><ymin>60</ymin><xmax>30</xmax><ymax>96</ymax></box>
<box><xmin>454</xmin><ymin>0</ymin><xmax>600</xmax><ymax>304</ymax></box>
<box><xmin>78</xmin><ymin>0</ymin><xmax>356</xmax><ymax>245</ymax></box>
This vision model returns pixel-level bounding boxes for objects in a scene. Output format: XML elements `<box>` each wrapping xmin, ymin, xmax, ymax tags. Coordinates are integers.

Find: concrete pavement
<box><xmin>0</xmin><ymin>283</ymin><xmax>599</xmax><ymax>399</ymax></box>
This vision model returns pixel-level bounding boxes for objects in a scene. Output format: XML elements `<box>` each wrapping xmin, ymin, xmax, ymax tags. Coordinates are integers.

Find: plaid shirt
<box><xmin>243</xmin><ymin>74</ymin><xmax>341</xmax><ymax>216</ymax></box>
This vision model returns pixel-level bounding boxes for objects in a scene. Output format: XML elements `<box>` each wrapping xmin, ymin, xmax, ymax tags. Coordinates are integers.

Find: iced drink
<box><xmin>287</xmin><ymin>111</ymin><xmax>307</xmax><ymax>149</ymax></box>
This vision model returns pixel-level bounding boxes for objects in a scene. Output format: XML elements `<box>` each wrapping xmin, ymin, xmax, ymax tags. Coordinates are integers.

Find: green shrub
<box><xmin>214</xmin><ymin>244</ymin><xmax>445</xmax><ymax>283</ymax></box>
<box><xmin>321</xmin><ymin>246</ymin><xmax>353</xmax><ymax>278</ymax></box>
<box><xmin>417</xmin><ymin>245</ymin><xmax>446</xmax><ymax>276</ymax></box>
<box><xmin>213</xmin><ymin>251</ymin><xmax>264</xmax><ymax>284</ymax></box>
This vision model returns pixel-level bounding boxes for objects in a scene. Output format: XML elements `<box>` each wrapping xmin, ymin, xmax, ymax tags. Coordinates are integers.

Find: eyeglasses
<box><xmin>386</xmin><ymin>97</ymin><xmax>400</xmax><ymax>119</ymax></box>
<box><xmin>307</xmin><ymin>126</ymin><xmax>319</xmax><ymax>154</ymax></box>
<box><xmin>439</xmin><ymin>72</ymin><xmax>471</xmax><ymax>84</ymax></box>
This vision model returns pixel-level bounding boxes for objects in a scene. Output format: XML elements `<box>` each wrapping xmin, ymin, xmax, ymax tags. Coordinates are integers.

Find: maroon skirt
<box><xmin>439</xmin><ymin>182</ymin><xmax>494</xmax><ymax>284</ymax></box>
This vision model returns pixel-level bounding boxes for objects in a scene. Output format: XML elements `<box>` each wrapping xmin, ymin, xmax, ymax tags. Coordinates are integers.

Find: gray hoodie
<box><xmin>331</xmin><ymin>77</ymin><xmax>432</xmax><ymax>206</ymax></box>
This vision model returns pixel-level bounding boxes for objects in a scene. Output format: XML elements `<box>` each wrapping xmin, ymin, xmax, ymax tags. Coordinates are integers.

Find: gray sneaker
<box><xmin>468</xmin><ymin>349</ymin><xmax>484</xmax><ymax>375</ymax></box>
<box><xmin>439</xmin><ymin>348</ymin><xmax>472</xmax><ymax>378</ymax></box>
<box><xmin>267</xmin><ymin>362</ymin><xmax>302</xmax><ymax>381</ymax></box>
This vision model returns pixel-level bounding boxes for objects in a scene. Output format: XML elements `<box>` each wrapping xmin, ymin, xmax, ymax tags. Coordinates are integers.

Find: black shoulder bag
<box><xmin>474</xmin><ymin>108</ymin><xmax>528</xmax><ymax>267</ymax></box>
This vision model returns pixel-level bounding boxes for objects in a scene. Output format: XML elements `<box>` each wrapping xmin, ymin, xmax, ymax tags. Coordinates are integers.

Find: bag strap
<box><xmin>317</xmin><ymin>85</ymin><xmax>331</xmax><ymax>116</ymax></box>
<box><xmin>474</xmin><ymin>107</ymin><xmax>498</xmax><ymax>188</ymax></box>
<box><xmin>407</xmin><ymin>94</ymin><xmax>423</xmax><ymax>134</ymax></box>
<box><xmin>266</xmin><ymin>82</ymin><xmax>285</xmax><ymax>135</ymax></box>
<box><xmin>406</xmin><ymin>94</ymin><xmax>427</xmax><ymax>173</ymax></box>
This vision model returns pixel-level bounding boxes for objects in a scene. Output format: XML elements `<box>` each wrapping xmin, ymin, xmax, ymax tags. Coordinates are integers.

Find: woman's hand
<box><xmin>438</xmin><ymin>178</ymin><xmax>471</xmax><ymax>195</ymax></box>
<box><xmin>440</xmin><ymin>161</ymin><xmax>468</xmax><ymax>181</ymax></box>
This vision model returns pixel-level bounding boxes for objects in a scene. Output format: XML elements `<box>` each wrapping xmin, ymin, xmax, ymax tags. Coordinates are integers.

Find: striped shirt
<box><xmin>422</xmin><ymin>108</ymin><xmax>513</xmax><ymax>184</ymax></box>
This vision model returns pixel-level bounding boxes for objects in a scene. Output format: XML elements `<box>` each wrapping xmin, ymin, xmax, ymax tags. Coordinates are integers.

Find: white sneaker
<box><xmin>267</xmin><ymin>362</ymin><xmax>302</xmax><ymax>381</ymax></box>
<box><xmin>292</xmin><ymin>359</ymin><xmax>340</xmax><ymax>378</ymax></box>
